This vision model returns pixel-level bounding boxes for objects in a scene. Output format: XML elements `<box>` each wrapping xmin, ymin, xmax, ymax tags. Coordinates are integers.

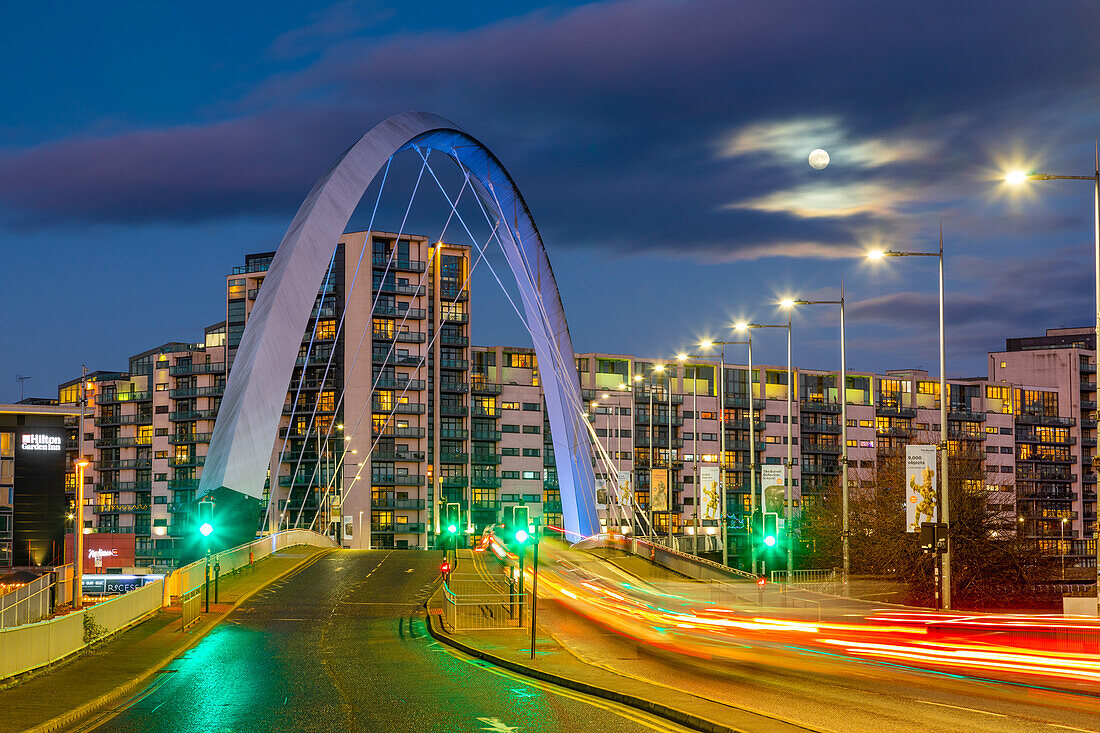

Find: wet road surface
<box><xmin>84</xmin><ymin>550</ymin><xmax>691</xmax><ymax>733</ymax></box>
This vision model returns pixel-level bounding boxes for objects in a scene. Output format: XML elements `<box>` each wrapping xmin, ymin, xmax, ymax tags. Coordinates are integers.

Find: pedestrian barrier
<box><xmin>441</xmin><ymin>573</ymin><xmax>525</xmax><ymax>632</ymax></box>
<box><xmin>576</xmin><ymin>533</ymin><xmax>759</xmax><ymax>582</ymax></box>
<box><xmin>0</xmin><ymin>529</ymin><xmax>336</xmax><ymax>682</ymax></box>
<box><xmin>0</xmin><ymin>568</ymin><xmax>66</xmax><ymax>629</ymax></box>
<box><xmin>770</xmin><ymin>569</ymin><xmax>838</xmax><ymax>588</ymax></box>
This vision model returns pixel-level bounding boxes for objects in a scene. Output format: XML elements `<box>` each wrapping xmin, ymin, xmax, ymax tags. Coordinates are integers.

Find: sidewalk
<box><xmin>0</xmin><ymin>545</ymin><xmax>331</xmax><ymax>733</ymax></box>
<box><xmin>428</xmin><ymin>549</ymin><xmax>814</xmax><ymax>733</ymax></box>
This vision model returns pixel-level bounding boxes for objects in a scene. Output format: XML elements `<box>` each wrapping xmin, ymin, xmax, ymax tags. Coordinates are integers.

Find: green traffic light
<box><xmin>200</xmin><ymin>522</ymin><xmax>213</xmax><ymax>537</ymax></box>
<box><xmin>764</xmin><ymin>535</ymin><xmax>776</xmax><ymax>547</ymax></box>
<box><xmin>447</xmin><ymin>523</ymin><xmax>458</xmax><ymax>534</ymax></box>
<box><xmin>515</xmin><ymin>529</ymin><xmax>529</xmax><ymax>544</ymax></box>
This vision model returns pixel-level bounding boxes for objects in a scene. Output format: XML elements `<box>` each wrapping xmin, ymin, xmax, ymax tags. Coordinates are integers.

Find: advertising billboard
<box><xmin>760</xmin><ymin>465</ymin><xmax>785</xmax><ymax>514</ymax></box>
<box><xmin>650</xmin><ymin>468</ymin><xmax>670</xmax><ymax>512</ymax></box>
<box><xmin>700</xmin><ymin>466</ymin><xmax>721</xmax><ymax>521</ymax></box>
<box><xmin>905</xmin><ymin>445</ymin><xmax>938</xmax><ymax>532</ymax></box>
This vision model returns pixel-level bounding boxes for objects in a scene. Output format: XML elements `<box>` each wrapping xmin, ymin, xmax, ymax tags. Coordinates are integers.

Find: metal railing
<box><xmin>441</xmin><ymin>573</ymin><xmax>525</xmax><ymax>632</ymax></box>
<box><xmin>0</xmin><ymin>566</ymin><xmax>72</xmax><ymax>629</ymax></box>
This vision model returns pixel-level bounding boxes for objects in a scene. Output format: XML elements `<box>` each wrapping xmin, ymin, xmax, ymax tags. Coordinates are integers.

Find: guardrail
<box><xmin>0</xmin><ymin>565</ymin><xmax>73</xmax><ymax>630</ymax></box>
<box><xmin>770</xmin><ymin>569</ymin><xmax>838</xmax><ymax>585</ymax></box>
<box><xmin>441</xmin><ymin>573</ymin><xmax>525</xmax><ymax>632</ymax></box>
<box><xmin>576</xmin><ymin>533</ymin><xmax>759</xmax><ymax>582</ymax></box>
<box><xmin>1</xmin><ymin>530</ymin><xmax>335</xmax><ymax>681</ymax></box>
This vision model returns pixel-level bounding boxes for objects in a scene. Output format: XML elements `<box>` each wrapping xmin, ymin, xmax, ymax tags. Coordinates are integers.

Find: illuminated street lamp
<box><xmin>736</xmin><ymin>320</ymin><xmax>794</xmax><ymax>581</ymax></box>
<box><xmin>782</xmin><ymin>287</ymin><xmax>849</xmax><ymax>593</ymax></box>
<box><xmin>700</xmin><ymin>337</ymin><xmax>750</xmax><ymax>569</ymax></box>
<box><xmin>74</xmin><ymin>458</ymin><xmax>89</xmax><ymax>609</ymax></box>
<box><xmin>866</xmin><ymin>234</ymin><xmax>950</xmax><ymax>608</ymax></box>
<box><xmin>678</xmin><ymin>352</ymin><xmax>714</xmax><ymax>556</ymax></box>
<box><xmin>1005</xmin><ymin>155</ymin><xmax>1100</xmax><ymax>596</ymax></box>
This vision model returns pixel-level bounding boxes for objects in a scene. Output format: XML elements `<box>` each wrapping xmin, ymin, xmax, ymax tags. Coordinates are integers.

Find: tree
<box><xmin>798</xmin><ymin>435</ymin><xmax>1058</xmax><ymax>609</ymax></box>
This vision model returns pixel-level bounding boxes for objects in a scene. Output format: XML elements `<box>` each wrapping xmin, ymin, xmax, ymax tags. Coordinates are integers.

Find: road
<box><xmin>77</xmin><ymin>550</ymin><xmax>692</xmax><ymax>733</ymax></box>
<box><xmin>520</xmin><ymin>543</ymin><xmax>1100</xmax><ymax>733</ymax></box>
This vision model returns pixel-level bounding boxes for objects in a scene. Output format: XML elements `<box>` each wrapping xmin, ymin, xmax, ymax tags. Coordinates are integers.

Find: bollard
<box><xmin>214</xmin><ymin>561</ymin><xmax>221</xmax><ymax>604</ymax></box>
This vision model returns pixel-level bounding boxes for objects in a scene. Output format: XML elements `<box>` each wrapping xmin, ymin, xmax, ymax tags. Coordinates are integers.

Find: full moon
<box><xmin>808</xmin><ymin>149</ymin><xmax>830</xmax><ymax>170</ymax></box>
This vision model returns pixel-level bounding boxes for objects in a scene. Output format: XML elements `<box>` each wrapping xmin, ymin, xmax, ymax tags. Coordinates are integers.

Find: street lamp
<box><xmin>736</xmin><ymin>319</ymin><xmax>794</xmax><ymax>581</ymax></box>
<box><xmin>1005</xmin><ymin>155</ymin><xmax>1100</xmax><ymax>596</ymax></box>
<box><xmin>1062</xmin><ymin>516</ymin><xmax>1069</xmax><ymax>581</ymax></box>
<box><xmin>700</xmin><ymin>338</ymin><xmax>750</xmax><ymax>569</ymax></box>
<box><xmin>74</xmin><ymin>458</ymin><xmax>89</xmax><ymax>609</ymax></box>
<box><xmin>866</xmin><ymin>234</ymin><xmax>950</xmax><ymax>609</ymax></box>
<box><xmin>678</xmin><ymin>352</ymin><xmax>714</xmax><ymax>556</ymax></box>
<box><xmin>782</xmin><ymin>287</ymin><xmax>849</xmax><ymax>592</ymax></box>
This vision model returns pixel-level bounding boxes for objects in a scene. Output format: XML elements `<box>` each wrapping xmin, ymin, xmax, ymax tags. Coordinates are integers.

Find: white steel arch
<box><xmin>199</xmin><ymin>111</ymin><xmax>599</xmax><ymax>540</ymax></box>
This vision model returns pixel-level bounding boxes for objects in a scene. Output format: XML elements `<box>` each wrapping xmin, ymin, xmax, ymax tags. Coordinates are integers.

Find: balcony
<box><xmin>440</xmin><ymin>404</ymin><xmax>468</xmax><ymax>417</ymax></box>
<box><xmin>94</xmin><ymin>436</ymin><xmax>152</xmax><ymax>448</ymax></box>
<box><xmin>95</xmin><ymin>481</ymin><xmax>152</xmax><ymax>492</ymax></box>
<box><xmin>375</xmin><ymin>281</ymin><xmax>425</xmax><ymax>296</ymax></box>
<box><xmin>726</xmin><ymin>418</ymin><xmax>767</xmax><ymax>431</ymax></box>
<box><xmin>1016</xmin><ymin>433</ymin><xmax>1077</xmax><ymax>446</ymax></box>
<box><xmin>169</xmin><ymin>409</ymin><xmax>218</xmax><ymax>421</ymax></box>
<box><xmin>93</xmin><ymin>504</ymin><xmax>150</xmax><ymax>515</ymax></box>
<box><xmin>635</xmin><ymin>393</ymin><xmax>683</xmax><ymax>405</ymax></box>
<box><xmin>373</xmin><ymin>330</ymin><xmax>426</xmax><ymax>344</ymax></box>
<box><xmin>1018</xmin><ymin>489</ymin><xmax>1076</xmax><ymax>501</ymax></box>
<box><xmin>799</xmin><ymin>400</ymin><xmax>841</xmax><ymax>413</ymax></box>
<box><xmin>441</xmin><ymin>335</ymin><xmax>469</xmax><ymax>348</ymax></box>
<box><xmin>875</xmin><ymin>426</ymin><xmax>912</xmax><ymax>437</ymax></box>
<box><xmin>371</xmin><ymin>523</ymin><xmax>426</xmax><ymax>534</ymax></box>
<box><xmin>169</xmin><ymin>432</ymin><xmax>213</xmax><ymax>445</ymax></box>
<box><xmin>472</xmin><ymin>498</ymin><xmax>502</xmax><ymax>511</ymax></box>
<box><xmin>440</xmin><ymin>359</ymin><xmax>469</xmax><ymax>370</ymax></box>
<box><xmin>374</xmin><ymin>378</ymin><xmax>426</xmax><ymax>391</ymax></box>
<box><xmin>802</xmin><ymin>464</ymin><xmax>841</xmax><ymax>475</ymax></box>
<box><xmin>471</xmin><ymin>407</ymin><xmax>500</xmax><ymax>418</ymax></box>
<box><xmin>725</xmin><ymin>439</ymin><xmax>766</xmax><ymax>451</ymax></box>
<box><xmin>375</xmin><ymin>306</ymin><xmax>426</xmax><ymax>319</ymax></box>
<box><xmin>439</xmin><ymin>452</ymin><xmax>468</xmax><ymax>464</ymax></box>
<box><xmin>94</xmin><ymin>413</ymin><xmax>150</xmax><ymax>427</ymax></box>
<box><xmin>95</xmin><ymin>459</ymin><xmax>152</xmax><ymax>471</ymax></box>
<box><xmin>169</xmin><ymin>456</ymin><xmax>205</xmax><ymax>468</ymax></box>
<box><xmin>441</xmin><ymin>476</ymin><xmax>468</xmax><ymax>488</ymax></box>
<box><xmin>875</xmin><ymin>403</ymin><xmax>917</xmax><ymax>418</ymax></box>
<box><xmin>372</xmin><ymin>498</ymin><xmax>426</xmax><ymax>510</ymax></box>
<box><xmin>1083</xmin><ymin>363</ymin><xmax>1098</xmax><ymax>374</ymax></box>
<box><xmin>724</xmin><ymin>396</ymin><xmax>767</xmax><ymax>409</ymax></box>
<box><xmin>167</xmin><ymin>478</ymin><xmax>200</xmax><ymax>488</ymax></box>
<box><xmin>373</xmin><ymin>402</ymin><xmax>426</xmax><ymax>415</ymax></box>
<box><xmin>472</xmin><ymin>476</ymin><xmax>502</xmax><ymax>488</ymax></box>
<box><xmin>438</xmin><ymin>428</ymin><xmax>468</xmax><ymax>440</ymax></box>
<box><xmin>371</xmin><ymin>426</ymin><xmax>425</xmax><ymax>439</ymax></box>
<box><xmin>472</xmin><ymin>383</ymin><xmax>501</xmax><ymax>395</ymax></box>
<box><xmin>1084</xmin><ymin>401</ymin><xmax>1098</xmax><ymax>411</ymax></box>
<box><xmin>1015</xmin><ymin>413</ymin><xmax>1077</xmax><ymax>427</ymax></box>
<box><xmin>634</xmin><ymin>414</ymin><xmax>684</xmax><ymax>427</ymax></box>
<box><xmin>633</xmin><ymin>436</ymin><xmax>684</xmax><ymax>449</ymax></box>
<box><xmin>168</xmin><ymin>362</ymin><xmax>225</xmax><ymax>376</ymax></box>
<box><xmin>471</xmin><ymin>430</ymin><xmax>502</xmax><ymax>442</ymax></box>
<box><xmin>803</xmin><ymin>442</ymin><xmax>842</xmax><ymax>454</ymax></box>
<box><xmin>803</xmin><ymin>422</ymin><xmax>842</xmax><ymax>434</ymax></box>
<box><xmin>441</xmin><ymin>287</ymin><xmax>469</xmax><ymax>301</ymax></box>
<box><xmin>373</xmin><ymin>353</ymin><xmax>421</xmax><ymax>368</ymax></box>
<box><xmin>97</xmin><ymin>391</ymin><xmax>152</xmax><ymax>404</ymax></box>
<box><xmin>372</xmin><ymin>255</ymin><xmax>426</xmax><ymax>272</ymax></box>
<box><xmin>371</xmin><ymin>474</ymin><xmax>425</xmax><ymax>486</ymax></box>
<box><xmin>441</xmin><ymin>381</ymin><xmax>469</xmax><ymax>393</ymax></box>
<box><xmin>471</xmin><ymin>453</ymin><xmax>502</xmax><ymax>465</ymax></box>
<box><xmin>442</xmin><ymin>311</ymin><xmax>469</xmax><ymax>323</ymax></box>
<box><xmin>1083</xmin><ymin>382</ymin><xmax>1098</xmax><ymax>392</ymax></box>
<box><xmin>371</xmin><ymin>450</ymin><xmax>425</xmax><ymax>462</ymax></box>
<box><xmin>168</xmin><ymin>385</ymin><xmax>224</xmax><ymax>399</ymax></box>
<box><xmin>1017</xmin><ymin>455</ymin><xmax>1077</xmax><ymax>465</ymax></box>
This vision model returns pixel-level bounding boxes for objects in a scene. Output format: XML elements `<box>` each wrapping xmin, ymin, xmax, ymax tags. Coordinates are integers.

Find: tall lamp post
<box><xmin>700</xmin><ymin>339</ymin><xmax>750</xmax><ymax>568</ymax></box>
<box><xmin>73</xmin><ymin>458</ymin><xmax>89</xmax><ymax>609</ymax></box>
<box><xmin>1005</xmin><ymin>156</ymin><xmax>1100</xmax><ymax>601</ymax></box>
<box><xmin>677</xmin><ymin>353</ymin><xmax>713</xmax><ymax>555</ymax></box>
<box><xmin>868</xmin><ymin>236</ymin><xmax>949</xmax><ymax>609</ymax></box>
<box><xmin>783</xmin><ymin>287</ymin><xmax>850</xmax><ymax>593</ymax></box>
<box><xmin>737</xmin><ymin>318</ymin><xmax>794</xmax><ymax>581</ymax></box>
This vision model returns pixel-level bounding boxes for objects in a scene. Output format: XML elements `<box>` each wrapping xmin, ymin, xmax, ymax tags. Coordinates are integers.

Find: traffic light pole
<box><xmin>204</xmin><ymin>548</ymin><xmax>210</xmax><ymax>613</ymax></box>
<box><xmin>529</xmin><ymin>537</ymin><xmax>540</xmax><ymax>659</ymax></box>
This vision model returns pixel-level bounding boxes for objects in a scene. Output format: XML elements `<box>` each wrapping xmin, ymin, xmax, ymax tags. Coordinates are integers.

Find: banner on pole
<box><xmin>650</xmin><ymin>468</ymin><xmax>670</xmax><ymax>512</ymax></box>
<box><xmin>594</xmin><ymin>478</ymin><xmax>609</xmax><ymax>509</ymax></box>
<box><xmin>615</xmin><ymin>470</ymin><xmax>633</xmax><ymax>509</ymax></box>
<box><xmin>700</xmin><ymin>466</ymin><xmax>721</xmax><ymax>520</ymax></box>
<box><xmin>761</xmin><ymin>465</ymin><xmax>785</xmax><ymax>514</ymax></box>
<box><xmin>905</xmin><ymin>445</ymin><xmax>938</xmax><ymax>532</ymax></box>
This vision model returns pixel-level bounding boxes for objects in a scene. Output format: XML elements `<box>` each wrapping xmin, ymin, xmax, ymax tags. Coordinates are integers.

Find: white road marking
<box><xmin>406</xmin><ymin>568</ymin><xmax>414</xmax><ymax>573</ymax></box>
<box><xmin>918</xmin><ymin>700</ymin><xmax>1006</xmax><ymax>718</ymax></box>
<box><xmin>476</xmin><ymin>717</ymin><xmax>520</xmax><ymax>732</ymax></box>
<box><xmin>1049</xmin><ymin>725</ymin><xmax>1098</xmax><ymax>732</ymax></box>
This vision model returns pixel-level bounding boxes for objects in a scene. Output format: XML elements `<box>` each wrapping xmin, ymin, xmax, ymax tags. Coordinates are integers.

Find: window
<box><xmin>507</xmin><ymin>353</ymin><xmax>534</xmax><ymax>369</ymax></box>
<box><xmin>699</xmin><ymin>411</ymin><xmax>716</xmax><ymax>420</ymax></box>
<box><xmin>502</xmin><ymin>424</ymin><xmax>520</xmax><ymax>433</ymax></box>
<box><xmin>575</xmin><ymin>358</ymin><xmax>589</xmax><ymax>372</ymax></box>
<box><xmin>316</xmin><ymin>319</ymin><xmax>337</xmax><ymax>340</ymax></box>
<box><xmin>154</xmin><ymin>496</ymin><xmax>167</xmax><ymax>504</ymax></box>
<box><xmin>860</xmin><ymin>420</ymin><xmax>873</xmax><ymax>428</ymax></box>
<box><xmin>501</xmin><ymin>447</ymin><xmax>519</xmax><ymax>456</ymax></box>
<box><xmin>522</xmin><ymin>402</ymin><xmax>541</xmax><ymax>411</ymax></box>
<box><xmin>502</xmin><ymin>471</ymin><xmax>520</xmax><ymax>479</ymax></box>
<box><xmin>522</xmin><ymin>425</ymin><xmax>541</xmax><ymax>434</ymax></box>
<box><xmin>1000</xmin><ymin>427</ymin><xmax>1013</xmax><ymax>435</ymax></box>
<box><xmin>522</xmin><ymin>470</ymin><xmax>539</xmax><ymax>480</ymax></box>
<box><xmin>501</xmin><ymin>402</ymin><xmax>520</xmax><ymax>410</ymax></box>
<box><xmin>155</xmin><ymin>384</ymin><xmax>167</xmax><ymax>391</ymax></box>
<box><xmin>1001</xmin><ymin>446</ymin><xmax>1013</xmax><ymax>454</ymax></box>
<box><xmin>522</xmin><ymin>448</ymin><xmax>541</xmax><ymax>457</ymax></box>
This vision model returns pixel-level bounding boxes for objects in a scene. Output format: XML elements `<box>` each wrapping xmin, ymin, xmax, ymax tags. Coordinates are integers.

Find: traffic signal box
<box><xmin>503</xmin><ymin>505</ymin><xmax>532</xmax><ymax>554</ymax></box>
<box><xmin>198</xmin><ymin>498</ymin><xmax>215</xmax><ymax>540</ymax></box>
<box><xmin>751</xmin><ymin>509</ymin><xmax>780</xmax><ymax>552</ymax></box>
<box><xmin>443</xmin><ymin>502</ymin><xmax>461</xmax><ymax>549</ymax></box>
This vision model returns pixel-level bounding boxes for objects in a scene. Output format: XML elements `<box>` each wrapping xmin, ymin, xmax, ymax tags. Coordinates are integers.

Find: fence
<box><xmin>441</xmin><ymin>573</ymin><xmax>525</xmax><ymax>632</ymax></box>
<box><xmin>0</xmin><ymin>530</ymin><xmax>335</xmax><ymax>681</ymax></box>
<box><xmin>0</xmin><ymin>565</ymin><xmax>74</xmax><ymax>630</ymax></box>
<box><xmin>770</xmin><ymin>569</ymin><xmax>838</xmax><ymax>586</ymax></box>
<box><xmin>576</xmin><ymin>534</ymin><xmax>759</xmax><ymax>583</ymax></box>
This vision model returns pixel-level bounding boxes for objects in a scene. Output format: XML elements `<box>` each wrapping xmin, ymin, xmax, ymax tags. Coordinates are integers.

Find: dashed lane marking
<box><xmin>917</xmin><ymin>700</ymin><xmax>1006</xmax><ymax>718</ymax></box>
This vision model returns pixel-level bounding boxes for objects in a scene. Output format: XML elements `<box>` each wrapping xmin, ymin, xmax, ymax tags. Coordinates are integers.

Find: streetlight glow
<box><xmin>733</xmin><ymin>322</ymin><xmax>749</xmax><ymax>331</ymax></box>
<box><xmin>779</xmin><ymin>298</ymin><xmax>795</xmax><ymax>309</ymax></box>
<box><xmin>676</xmin><ymin>353</ymin><xmax>687</xmax><ymax>361</ymax></box>
<box><xmin>1004</xmin><ymin>170</ymin><xmax>1029</xmax><ymax>185</ymax></box>
<box><xmin>699</xmin><ymin>339</ymin><xmax>713</xmax><ymax>349</ymax></box>
<box><xmin>866</xmin><ymin>249</ymin><xmax>885</xmax><ymax>260</ymax></box>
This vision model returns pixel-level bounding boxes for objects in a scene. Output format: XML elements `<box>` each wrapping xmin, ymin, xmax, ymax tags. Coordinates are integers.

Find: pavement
<box><xmin>57</xmin><ymin>549</ymin><xmax>702</xmax><ymax>733</ymax></box>
<box><xmin>0</xmin><ymin>545</ymin><xmax>332</xmax><ymax>733</ymax></box>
